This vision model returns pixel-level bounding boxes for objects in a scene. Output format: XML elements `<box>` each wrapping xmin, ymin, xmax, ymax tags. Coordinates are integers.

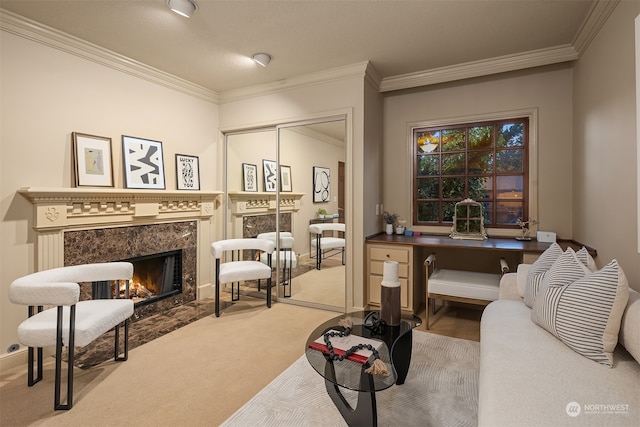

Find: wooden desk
<box><xmin>365</xmin><ymin>233</ymin><xmax>594</xmax><ymax>315</ymax></box>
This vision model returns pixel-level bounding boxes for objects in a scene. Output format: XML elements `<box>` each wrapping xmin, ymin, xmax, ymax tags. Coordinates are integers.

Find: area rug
<box><xmin>221</xmin><ymin>330</ymin><xmax>479</xmax><ymax>427</ymax></box>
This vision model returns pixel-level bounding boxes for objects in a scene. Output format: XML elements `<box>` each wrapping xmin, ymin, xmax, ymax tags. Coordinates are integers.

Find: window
<box><xmin>413</xmin><ymin>118</ymin><xmax>528</xmax><ymax>228</ymax></box>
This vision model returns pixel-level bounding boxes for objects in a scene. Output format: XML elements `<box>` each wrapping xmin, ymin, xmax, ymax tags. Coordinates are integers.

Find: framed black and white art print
<box><xmin>175</xmin><ymin>154</ymin><xmax>200</xmax><ymax>190</ymax></box>
<box><xmin>122</xmin><ymin>135</ymin><xmax>166</xmax><ymax>189</ymax></box>
<box><xmin>263</xmin><ymin>159</ymin><xmax>277</xmax><ymax>192</ymax></box>
<box><xmin>72</xmin><ymin>132</ymin><xmax>114</xmax><ymax>187</ymax></box>
<box><xmin>242</xmin><ymin>163</ymin><xmax>258</xmax><ymax>192</ymax></box>
<box><xmin>313</xmin><ymin>166</ymin><xmax>330</xmax><ymax>202</ymax></box>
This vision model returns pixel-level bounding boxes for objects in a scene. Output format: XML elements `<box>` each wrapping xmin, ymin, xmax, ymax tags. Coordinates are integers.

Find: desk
<box><xmin>365</xmin><ymin>233</ymin><xmax>594</xmax><ymax>315</ymax></box>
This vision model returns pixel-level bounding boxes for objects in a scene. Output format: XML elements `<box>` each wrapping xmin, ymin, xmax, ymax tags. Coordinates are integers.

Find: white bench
<box><xmin>424</xmin><ymin>254</ymin><xmax>508</xmax><ymax>329</ymax></box>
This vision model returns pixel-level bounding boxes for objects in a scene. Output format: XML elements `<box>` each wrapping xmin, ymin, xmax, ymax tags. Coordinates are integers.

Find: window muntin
<box><xmin>413</xmin><ymin>118</ymin><xmax>528</xmax><ymax>228</ymax></box>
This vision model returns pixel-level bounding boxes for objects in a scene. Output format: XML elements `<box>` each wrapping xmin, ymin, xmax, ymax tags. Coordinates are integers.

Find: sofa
<box><xmin>478</xmin><ymin>251</ymin><xmax>640</xmax><ymax>426</ymax></box>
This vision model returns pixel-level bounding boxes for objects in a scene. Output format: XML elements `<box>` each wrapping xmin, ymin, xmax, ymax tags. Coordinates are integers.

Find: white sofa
<box><xmin>479</xmin><ymin>264</ymin><xmax>640</xmax><ymax>427</ymax></box>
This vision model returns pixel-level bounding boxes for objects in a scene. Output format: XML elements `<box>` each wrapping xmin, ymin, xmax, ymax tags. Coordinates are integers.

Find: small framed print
<box><xmin>72</xmin><ymin>132</ymin><xmax>114</xmax><ymax>187</ymax></box>
<box><xmin>280</xmin><ymin>165</ymin><xmax>292</xmax><ymax>192</ymax></box>
<box><xmin>242</xmin><ymin>163</ymin><xmax>258</xmax><ymax>192</ymax></box>
<box><xmin>122</xmin><ymin>135</ymin><xmax>166</xmax><ymax>189</ymax></box>
<box><xmin>175</xmin><ymin>154</ymin><xmax>200</xmax><ymax>190</ymax></box>
<box><xmin>313</xmin><ymin>166</ymin><xmax>330</xmax><ymax>202</ymax></box>
<box><xmin>263</xmin><ymin>159</ymin><xmax>277</xmax><ymax>192</ymax></box>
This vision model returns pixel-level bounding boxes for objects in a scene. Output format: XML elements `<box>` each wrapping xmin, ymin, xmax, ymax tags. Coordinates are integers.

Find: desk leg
<box><xmin>324</xmin><ymin>361</ymin><xmax>377</xmax><ymax>427</ymax></box>
<box><xmin>392</xmin><ymin>330</ymin><xmax>413</xmax><ymax>385</ymax></box>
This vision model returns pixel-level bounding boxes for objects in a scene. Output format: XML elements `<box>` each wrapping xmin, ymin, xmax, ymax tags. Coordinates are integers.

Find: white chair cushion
<box><xmin>211</xmin><ymin>238</ymin><xmax>275</xmax><ymax>259</ymax></box>
<box><xmin>311</xmin><ymin>237</ymin><xmax>345</xmax><ymax>250</ymax></box>
<box><xmin>17</xmin><ymin>299</ymin><xmax>133</xmax><ymax>348</ymax></box>
<box><xmin>260</xmin><ymin>251</ymin><xmax>297</xmax><ymax>268</ymax></box>
<box><xmin>218</xmin><ymin>261</ymin><xmax>272</xmax><ymax>283</ymax></box>
<box><xmin>256</xmin><ymin>232</ymin><xmax>295</xmax><ymax>249</ymax></box>
<box><xmin>309</xmin><ymin>223</ymin><xmax>346</xmax><ymax>234</ymax></box>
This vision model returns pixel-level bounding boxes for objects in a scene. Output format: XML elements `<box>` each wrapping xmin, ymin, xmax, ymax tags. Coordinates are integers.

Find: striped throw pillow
<box><xmin>575</xmin><ymin>246</ymin><xmax>597</xmax><ymax>272</ymax></box>
<box><xmin>523</xmin><ymin>242</ymin><xmax>563</xmax><ymax>307</ymax></box>
<box><xmin>532</xmin><ymin>260</ymin><xmax>630</xmax><ymax>367</ymax></box>
<box><xmin>531</xmin><ymin>248</ymin><xmax>591</xmax><ymax>330</ymax></box>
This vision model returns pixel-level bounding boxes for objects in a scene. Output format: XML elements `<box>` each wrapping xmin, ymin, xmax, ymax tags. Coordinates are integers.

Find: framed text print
<box><xmin>122</xmin><ymin>135</ymin><xmax>166</xmax><ymax>189</ymax></box>
<box><xmin>313</xmin><ymin>166</ymin><xmax>330</xmax><ymax>202</ymax></box>
<box><xmin>175</xmin><ymin>154</ymin><xmax>200</xmax><ymax>190</ymax></box>
<box><xmin>72</xmin><ymin>132</ymin><xmax>114</xmax><ymax>187</ymax></box>
<box><xmin>280</xmin><ymin>165</ymin><xmax>292</xmax><ymax>192</ymax></box>
<box><xmin>242</xmin><ymin>163</ymin><xmax>258</xmax><ymax>192</ymax></box>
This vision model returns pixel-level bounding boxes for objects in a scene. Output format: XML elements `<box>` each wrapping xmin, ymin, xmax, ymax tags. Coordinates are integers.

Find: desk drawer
<box><xmin>370</xmin><ymin>260</ymin><xmax>409</xmax><ymax>278</ymax></box>
<box><xmin>370</xmin><ymin>247</ymin><xmax>409</xmax><ymax>263</ymax></box>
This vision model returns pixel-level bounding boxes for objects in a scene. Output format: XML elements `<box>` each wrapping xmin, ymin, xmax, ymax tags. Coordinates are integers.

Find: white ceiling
<box><xmin>1</xmin><ymin>0</ymin><xmax>602</xmax><ymax>95</ymax></box>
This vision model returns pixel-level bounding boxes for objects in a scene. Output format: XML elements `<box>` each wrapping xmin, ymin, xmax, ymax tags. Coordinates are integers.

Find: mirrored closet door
<box><xmin>224</xmin><ymin>116</ymin><xmax>346</xmax><ymax>311</ymax></box>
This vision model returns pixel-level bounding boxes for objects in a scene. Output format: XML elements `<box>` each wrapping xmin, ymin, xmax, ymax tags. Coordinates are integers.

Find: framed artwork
<box><xmin>122</xmin><ymin>135</ymin><xmax>166</xmax><ymax>189</ymax></box>
<box><xmin>175</xmin><ymin>154</ymin><xmax>200</xmax><ymax>190</ymax></box>
<box><xmin>242</xmin><ymin>163</ymin><xmax>258</xmax><ymax>192</ymax></box>
<box><xmin>263</xmin><ymin>159</ymin><xmax>277</xmax><ymax>192</ymax></box>
<box><xmin>72</xmin><ymin>132</ymin><xmax>114</xmax><ymax>187</ymax></box>
<box><xmin>313</xmin><ymin>166</ymin><xmax>331</xmax><ymax>202</ymax></box>
<box><xmin>280</xmin><ymin>165</ymin><xmax>292</xmax><ymax>192</ymax></box>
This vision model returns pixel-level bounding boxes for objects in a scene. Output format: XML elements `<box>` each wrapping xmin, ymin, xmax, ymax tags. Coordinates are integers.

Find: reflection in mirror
<box><xmin>224</xmin><ymin>119</ymin><xmax>346</xmax><ymax>312</ymax></box>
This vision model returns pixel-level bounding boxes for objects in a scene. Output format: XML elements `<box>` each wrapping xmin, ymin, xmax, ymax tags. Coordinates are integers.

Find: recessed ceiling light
<box><xmin>252</xmin><ymin>53</ymin><xmax>272</xmax><ymax>67</ymax></box>
<box><xmin>167</xmin><ymin>0</ymin><xmax>198</xmax><ymax>18</ymax></box>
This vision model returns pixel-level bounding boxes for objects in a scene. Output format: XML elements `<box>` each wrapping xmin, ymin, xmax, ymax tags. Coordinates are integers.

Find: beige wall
<box><xmin>573</xmin><ymin>1</ymin><xmax>640</xmax><ymax>290</ymax></box>
<box><xmin>1</xmin><ymin>32</ymin><xmax>219</xmax><ymax>362</ymax></box>
<box><xmin>382</xmin><ymin>66</ymin><xmax>574</xmax><ymax>238</ymax></box>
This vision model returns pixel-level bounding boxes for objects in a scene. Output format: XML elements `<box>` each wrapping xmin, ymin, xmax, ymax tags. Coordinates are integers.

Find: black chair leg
<box><xmin>114</xmin><ymin>319</ymin><xmax>129</xmax><ymax>361</ymax></box>
<box><xmin>54</xmin><ymin>305</ymin><xmax>75</xmax><ymax>410</ymax></box>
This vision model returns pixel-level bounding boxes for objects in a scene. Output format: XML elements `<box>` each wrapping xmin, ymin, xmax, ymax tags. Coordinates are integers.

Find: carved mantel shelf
<box><xmin>19</xmin><ymin>187</ymin><xmax>223</xmax><ymax>231</ymax></box>
<box><xmin>227</xmin><ymin>191</ymin><xmax>305</xmax><ymax>217</ymax></box>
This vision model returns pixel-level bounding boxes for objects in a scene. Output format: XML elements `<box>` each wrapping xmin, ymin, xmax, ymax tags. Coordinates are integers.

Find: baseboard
<box><xmin>197</xmin><ymin>282</ymin><xmax>214</xmax><ymax>300</ymax></box>
<box><xmin>0</xmin><ymin>347</ymin><xmax>27</xmax><ymax>373</ymax></box>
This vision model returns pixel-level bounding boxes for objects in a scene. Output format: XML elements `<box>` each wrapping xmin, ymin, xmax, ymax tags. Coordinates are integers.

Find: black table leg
<box><xmin>391</xmin><ymin>329</ymin><xmax>413</xmax><ymax>385</ymax></box>
<box><xmin>324</xmin><ymin>360</ymin><xmax>377</xmax><ymax>427</ymax></box>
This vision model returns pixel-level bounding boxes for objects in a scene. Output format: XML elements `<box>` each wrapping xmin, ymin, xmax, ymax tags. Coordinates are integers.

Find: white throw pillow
<box><xmin>531</xmin><ymin>248</ymin><xmax>591</xmax><ymax>330</ymax></box>
<box><xmin>575</xmin><ymin>246</ymin><xmax>597</xmax><ymax>272</ymax></box>
<box><xmin>532</xmin><ymin>260</ymin><xmax>630</xmax><ymax>367</ymax></box>
<box><xmin>523</xmin><ymin>242</ymin><xmax>563</xmax><ymax>308</ymax></box>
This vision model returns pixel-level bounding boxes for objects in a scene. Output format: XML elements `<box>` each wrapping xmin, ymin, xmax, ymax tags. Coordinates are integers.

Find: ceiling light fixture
<box><xmin>252</xmin><ymin>53</ymin><xmax>272</xmax><ymax>67</ymax></box>
<box><xmin>167</xmin><ymin>0</ymin><xmax>198</xmax><ymax>18</ymax></box>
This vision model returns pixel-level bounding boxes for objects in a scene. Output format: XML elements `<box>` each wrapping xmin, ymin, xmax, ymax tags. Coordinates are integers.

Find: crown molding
<box><xmin>379</xmin><ymin>44</ymin><xmax>579</xmax><ymax>93</ymax></box>
<box><xmin>572</xmin><ymin>0</ymin><xmax>620</xmax><ymax>55</ymax></box>
<box><xmin>0</xmin><ymin>9</ymin><xmax>219</xmax><ymax>103</ymax></box>
<box><xmin>219</xmin><ymin>62</ymin><xmax>370</xmax><ymax>103</ymax></box>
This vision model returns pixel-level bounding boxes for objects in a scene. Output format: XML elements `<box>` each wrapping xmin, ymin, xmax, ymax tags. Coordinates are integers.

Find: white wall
<box><xmin>0</xmin><ymin>31</ymin><xmax>219</xmax><ymax>363</ymax></box>
<box><xmin>573</xmin><ymin>1</ymin><xmax>640</xmax><ymax>289</ymax></box>
<box><xmin>382</xmin><ymin>66</ymin><xmax>574</xmax><ymax>238</ymax></box>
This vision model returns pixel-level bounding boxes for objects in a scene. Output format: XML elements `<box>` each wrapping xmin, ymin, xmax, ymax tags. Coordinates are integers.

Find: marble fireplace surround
<box><xmin>18</xmin><ymin>187</ymin><xmax>221</xmax><ymax>317</ymax></box>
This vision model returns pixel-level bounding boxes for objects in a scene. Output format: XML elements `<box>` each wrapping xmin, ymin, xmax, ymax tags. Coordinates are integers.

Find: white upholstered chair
<box><xmin>257</xmin><ymin>231</ymin><xmax>297</xmax><ymax>298</ymax></box>
<box><xmin>8</xmin><ymin>262</ymin><xmax>134</xmax><ymax>410</ymax></box>
<box><xmin>211</xmin><ymin>238</ymin><xmax>275</xmax><ymax>317</ymax></box>
<box><xmin>309</xmin><ymin>223</ymin><xmax>346</xmax><ymax>270</ymax></box>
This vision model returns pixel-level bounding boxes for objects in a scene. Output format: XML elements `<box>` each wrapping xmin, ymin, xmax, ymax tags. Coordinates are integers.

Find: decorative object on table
<box><xmin>313</xmin><ymin>166</ymin><xmax>330</xmax><ymax>202</ymax></box>
<box><xmin>309</xmin><ymin>317</ymin><xmax>389</xmax><ymax>375</ymax></box>
<box><xmin>380</xmin><ymin>261</ymin><xmax>401</xmax><ymax>326</ymax></box>
<box><xmin>536</xmin><ymin>230</ymin><xmax>556</xmax><ymax>243</ymax></box>
<box><xmin>175</xmin><ymin>153</ymin><xmax>200</xmax><ymax>190</ymax></box>
<box><xmin>404</xmin><ymin>229</ymin><xmax>413</xmax><ymax>236</ymax></box>
<box><xmin>316</xmin><ymin>207</ymin><xmax>327</xmax><ymax>219</ymax></box>
<box><xmin>516</xmin><ymin>217</ymin><xmax>538</xmax><ymax>241</ymax></box>
<box><xmin>122</xmin><ymin>135</ymin><xmax>165</xmax><ymax>189</ymax></box>
<box><xmin>449</xmin><ymin>198</ymin><xmax>487</xmax><ymax>240</ymax></box>
<box><xmin>72</xmin><ymin>132</ymin><xmax>114</xmax><ymax>187</ymax></box>
<box><xmin>396</xmin><ymin>218</ymin><xmax>406</xmax><ymax>235</ymax></box>
<box><xmin>242</xmin><ymin>163</ymin><xmax>258</xmax><ymax>192</ymax></box>
<box><xmin>383</xmin><ymin>211</ymin><xmax>398</xmax><ymax>235</ymax></box>
<box><xmin>262</xmin><ymin>159</ymin><xmax>277</xmax><ymax>192</ymax></box>
<box><xmin>280</xmin><ymin>165</ymin><xmax>292</xmax><ymax>192</ymax></box>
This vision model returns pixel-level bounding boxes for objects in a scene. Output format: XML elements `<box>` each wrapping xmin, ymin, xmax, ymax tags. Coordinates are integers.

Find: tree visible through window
<box><xmin>413</xmin><ymin>118</ymin><xmax>528</xmax><ymax>228</ymax></box>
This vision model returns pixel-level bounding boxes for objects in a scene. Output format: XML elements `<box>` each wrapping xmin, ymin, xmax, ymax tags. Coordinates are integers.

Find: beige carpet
<box><xmin>290</xmin><ymin>261</ymin><xmax>345</xmax><ymax>307</ymax></box>
<box><xmin>0</xmin><ymin>302</ymin><xmax>337</xmax><ymax>427</ymax></box>
<box><xmin>222</xmin><ymin>330</ymin><xmax>480</xmax><ymax>426</ymax></box>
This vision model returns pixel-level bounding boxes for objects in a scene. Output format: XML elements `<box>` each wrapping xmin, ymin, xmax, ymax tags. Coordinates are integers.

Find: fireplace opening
<box><xmin>123</xmin><ymin>250</ymin><xmax>183</xmax><ymax>306</ymax></box>
<box><xmin>90</xmin><ymin>249</ymin><xmax>183</xmax><ymax>307</ymax></box>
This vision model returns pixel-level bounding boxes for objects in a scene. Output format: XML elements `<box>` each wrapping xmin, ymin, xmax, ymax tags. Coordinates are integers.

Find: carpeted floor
<box><xmin>221</xmin><ymin>330</ymin><xmax>480</xmax><ymax>427</ymax></box>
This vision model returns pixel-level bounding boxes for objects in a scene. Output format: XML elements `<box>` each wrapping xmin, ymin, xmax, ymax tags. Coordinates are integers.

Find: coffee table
<box><xmin>305</xmin><ymin>310</ymin><xmax>421</xmax><ymax>426</ymax></box>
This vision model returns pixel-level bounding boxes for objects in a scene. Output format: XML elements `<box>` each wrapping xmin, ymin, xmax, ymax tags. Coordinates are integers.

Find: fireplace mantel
<box><xmin>19</xmin><ymin>187</ymin><xmax>222</xmax><ymax>230</ymax></box>
<box><xmin>227</xmin><ymin>191</ymin><xmax>305</xmax><ymax>216</ymax></box>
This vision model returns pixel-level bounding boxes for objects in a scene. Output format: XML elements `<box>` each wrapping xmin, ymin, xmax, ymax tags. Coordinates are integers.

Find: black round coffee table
<box><xmin>305</xmin><ymin>310</ymin><xmax>421</xmax><ymax>426</ymax></box>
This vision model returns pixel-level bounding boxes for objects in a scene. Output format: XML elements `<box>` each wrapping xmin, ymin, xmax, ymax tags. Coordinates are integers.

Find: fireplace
<box><xmin>121</xmin><ymin>249</ymin><xmax>183</xmax><ymax>305</ymax></box>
